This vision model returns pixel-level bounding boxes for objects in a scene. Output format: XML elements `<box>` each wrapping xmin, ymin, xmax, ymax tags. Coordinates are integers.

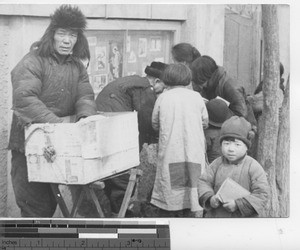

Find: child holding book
<box><xmin>151</xmin><ymin>63</ymin><xmax>208</xmax><ymax>217</ymax></box>
<box><xmin>198</xmin><ymin>116</ymin><xmax>270</xmax><ymax>217</ymax></box>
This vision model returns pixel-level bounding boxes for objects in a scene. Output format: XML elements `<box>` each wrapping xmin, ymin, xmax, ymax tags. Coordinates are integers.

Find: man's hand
<box><xmin>210</xmin><ymin>195</ymin><xmax>221</xmax><ymax>208</ymax></box>
<box><xmin>223</xmin><ymin>200</ymin><xmax>237</xmax><ymax>213</ymax></box>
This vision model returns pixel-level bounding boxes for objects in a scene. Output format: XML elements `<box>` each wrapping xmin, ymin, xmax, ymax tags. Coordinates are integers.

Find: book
<box><xmin>216</xmin><ymin>177</ymin><xmax>250</xmax><ymax>203</ymax></box>
<box><xmin>216</xmin><ymin>96</ymin><xmax>230</xmax><ymax>106</ymax></box>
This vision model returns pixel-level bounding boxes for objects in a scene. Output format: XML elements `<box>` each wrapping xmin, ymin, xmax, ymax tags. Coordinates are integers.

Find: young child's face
<box><xmin>221</xmin><ymin>138</ymin><xmax>247</xmax><ymax>163</ymax></box>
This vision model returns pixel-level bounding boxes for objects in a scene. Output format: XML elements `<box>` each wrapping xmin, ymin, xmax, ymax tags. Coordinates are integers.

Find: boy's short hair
<box><xmin>219</xmin><ymin>116</ymin><xmax>252</xmax><ymax>149</ymax></box>
<box><xmin>162</xmin><ymin>63</ymin><xmax>192</xmax><ymax>86</ymax></box>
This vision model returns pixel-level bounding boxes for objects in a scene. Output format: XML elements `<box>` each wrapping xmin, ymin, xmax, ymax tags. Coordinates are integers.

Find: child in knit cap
<box><xmin>198</xmin><ymin>116</ymin><xmax>270</xmax><ymax>217</ymax></box>
<box><xmin>205</xmin><ymin>98</ymin><xmax>232</xmax><ymax>163</ymax></box>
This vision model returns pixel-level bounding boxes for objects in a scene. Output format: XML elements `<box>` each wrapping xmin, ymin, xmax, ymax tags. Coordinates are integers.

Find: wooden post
<box><xmin>257</xmin><ymin>4</ymin><xmax>280</xmax><ymax>217</ymax></box>
<box><xmin>275</xmin><ymin>76</ymin><xmax>290</xmax><ymax>217</ymax></box>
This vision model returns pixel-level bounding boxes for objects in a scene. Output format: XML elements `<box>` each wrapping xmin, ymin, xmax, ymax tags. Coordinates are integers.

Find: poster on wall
<box><xmin>109</xmin><ymin>42</ymin><xmax>123</xmax><ymax>80</ymax></box>
<box><xmin>93</xmin><ymin>74</ymin><xmax>108</xmax><ymax>94</ymax></box>
<box><xmin>138</xmin><ymin>38</ymin><xmax>147</xmax><ymax>57</ymax></box>
<box><xmin>95</xmin><ymin>46</ymin><xmax>107</xmax><ymax>71</ymax></box>
<box><xmin>128</xmin><ymin>51</ymin><xmax>137</xmax><ymax>63</ymax></box>
<box><xmin>150</xmin><ymin>37</ymin><xmax>161</xmax><ymax>51</ymax></box>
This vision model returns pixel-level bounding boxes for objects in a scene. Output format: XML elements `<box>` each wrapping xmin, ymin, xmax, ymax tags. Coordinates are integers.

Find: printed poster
<box><xmin>128</xmin><ymin>51</ymin><xmax>137</xmax><ymax>63</ymax></box>
<box><xmin>138</xmin><ymin>38</ymin><xmax>147</xmax><ymax>57</ymax></box>
<box><xmin>95</xmin><ymin>46</ymin><xmax>107</xmax><ymax>71</ymax></box>
<box><xmin>93</xmin><ymin>74</ymin><xmax>108</xmax><ymax>94</ymax></box>
<box><xmin>109</xmin><ymin>42</ymin><xmax>123</xmax><ymax>80</ymax></box>
<box><xmin>150</xmin><ymin>37</ymin><xmax>162</xmax><ymax>51</ymax></box>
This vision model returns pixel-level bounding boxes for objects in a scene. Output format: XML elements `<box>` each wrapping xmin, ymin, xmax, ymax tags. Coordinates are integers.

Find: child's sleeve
<box><xmin>237</xmin><ymin>161</ymin><xmax>270</xmax><ymax>217</ymax></box>
<box><xmin>198</xmin><ymin>160</ymin><xmax>218</xmax><ymax>210</ymax></box>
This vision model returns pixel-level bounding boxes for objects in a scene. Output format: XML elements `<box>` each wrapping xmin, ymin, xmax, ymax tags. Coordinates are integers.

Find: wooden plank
<box><xmin>70</xmin><ymin>188</ymin><xmax>85</xmax><ymax>218</ymax></box>
<box><xmin>85</xmin><ymin>186</ymin><xmax>105</xmax><ymax>218</ymax></box>
<box><xmin>50</xmin><ymin>184</ymin><xmax>71</xmax><ymax>218</ymax></box>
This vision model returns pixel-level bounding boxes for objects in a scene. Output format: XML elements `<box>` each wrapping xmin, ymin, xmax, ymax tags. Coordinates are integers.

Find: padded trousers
<box><xmin>11</xmin><ymin>150</ymin><xmax>57</xmax><ymax>217</ymax></box>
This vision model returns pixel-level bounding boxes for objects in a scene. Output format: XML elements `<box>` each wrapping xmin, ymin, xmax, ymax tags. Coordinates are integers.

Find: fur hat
<box><xmin>145</xmin><ymin>62</ymin><xmax>168</xmax><ymax>79</ymax></box>
<box><xmin>206</xmin><ymin>98</ymin><xmax>232</xmax><ymax>127</ymax></box>
<box><xmin>219</xmin><ymin>116</ymin><xmax>252</xmax><ymax>148</ymax></box>
<box><xmin>49</xmin><ymin>5</ymin><xmax>87</xmax><ymax>31</ymax></box>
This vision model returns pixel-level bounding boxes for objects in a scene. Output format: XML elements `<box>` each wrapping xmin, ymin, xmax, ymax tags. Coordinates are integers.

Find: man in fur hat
<box><xmin>95</xmin><ymin>61</ymin><xmax>168</xmax><ymax>217</ymax></box>
<box><xmin>8</xmin><ymin>5</ymin><xmax>97</xmax><ymax>217</ymax></box>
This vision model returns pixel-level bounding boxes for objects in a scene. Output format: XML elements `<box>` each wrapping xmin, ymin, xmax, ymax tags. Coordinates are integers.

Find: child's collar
<box><xmin>222</xmin><ymin>154</ymin><xmax>247</xmax><ymax>165</ymax></box>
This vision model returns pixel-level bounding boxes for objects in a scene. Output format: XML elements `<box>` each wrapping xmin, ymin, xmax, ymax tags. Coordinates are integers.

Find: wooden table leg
<box><xmin>50</xmin><ymin>184</ymin><xmax>71</xmax><ymax>218</ymax></box>
<box><xmin>84</xmin><ymin>186</ymin><xmax>105</xmax><ymax>218</ymax></box>
<box><xmin>117</xmin><ymin>168</ymin><xmax>142</xmax><ymax>218</ymax></box>
<box><xmin>70</xmin><ymin>187</ymin><xmax>85</xmax><ymax>218</ymax></box>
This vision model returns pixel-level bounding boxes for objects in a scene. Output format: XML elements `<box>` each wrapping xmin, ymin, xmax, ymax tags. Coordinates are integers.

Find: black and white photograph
<box><xmin>0</xmin><ymin>1</ymin><xmax>298</xmax><ymax>249</ymax></box>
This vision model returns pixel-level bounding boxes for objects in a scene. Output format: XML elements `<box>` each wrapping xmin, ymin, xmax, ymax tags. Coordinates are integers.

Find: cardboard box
<box><xmin>25</xmin><ymin>112</ymin><xmax>140</xmax><ymax>185</ymax></box>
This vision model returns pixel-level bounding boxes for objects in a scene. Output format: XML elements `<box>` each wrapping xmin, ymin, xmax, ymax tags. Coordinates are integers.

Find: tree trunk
<box><xmin>256</xmin><ymin>5</ymin><xmax>280</xmax><ymax>217</ymax></box>
<box><xmin>275</xmin><ymin>76</ymin><xmax>290</xmax><ymax>217</ymax></box>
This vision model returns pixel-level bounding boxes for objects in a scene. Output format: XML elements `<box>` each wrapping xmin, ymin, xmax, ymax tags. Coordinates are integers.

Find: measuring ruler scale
<box><xmin>0</xmin><ymin>219</ymin><xmax>170</xmax><ymax>250</ymax></box>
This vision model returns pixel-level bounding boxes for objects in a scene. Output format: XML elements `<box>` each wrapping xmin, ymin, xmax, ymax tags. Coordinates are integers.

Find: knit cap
<box><xmin>219</xmin><ymin>116</ymin><xmax>252</xmax><ymax>148</ymax></box>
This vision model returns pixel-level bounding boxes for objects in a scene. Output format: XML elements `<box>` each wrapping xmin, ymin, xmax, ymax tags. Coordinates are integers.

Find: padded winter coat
<box><xmin>198</xmin><ymin>155</ymin><xmax>270</xmax><ymax>217</ymax></box>
<box><xmin>8</xmin><ymin>50</ymin><xmax>97</xmax><ymax>152</ymax></box>
<box><xmin>196</xmin><ymin>67</ymin><xmax>248</xmax><ymax>117</ymax></box>
<box><xmin>95</xmin><ymin>75</ymin><xmax>157</xmax><ymax>150</ymax></box>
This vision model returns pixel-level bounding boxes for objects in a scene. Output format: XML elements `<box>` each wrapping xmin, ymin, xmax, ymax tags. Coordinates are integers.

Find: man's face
<box><xmin>54</xmin><ymin>28</ymin><xmax>78</xmax><ymax>56</ymax></box>
<box><xmin>148</xmin><ymin>77</ymin><xmax>165</xmax><ymax>95</ymax></box>
<box><xmin>221</xmin><ymin>139</ymin><xmax>247</xmax><ymax>163</ymax></box>
<box><xmin>153</xmin><ymin>79</ymin><xmax>165</xmax><ymax>95</ymax></box>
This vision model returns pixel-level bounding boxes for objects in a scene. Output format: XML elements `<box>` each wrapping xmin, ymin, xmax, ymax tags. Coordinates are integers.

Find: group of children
<box><xmin>148</xmin><ymin>44</ymin><xmax>270</xmax><ymax>218</ymax></box>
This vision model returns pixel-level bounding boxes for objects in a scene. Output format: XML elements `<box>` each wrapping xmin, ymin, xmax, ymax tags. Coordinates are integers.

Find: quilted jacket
<box><xmin>95</xmin><ymin>75</ymin><xmax>157</xmax><ymax>150</ymax></box>
<box><xmin>198</xmin><ymin>67</ymin><xmax>248</xmax><ymax>117</ymax></box>
<box><xmin>8</xmin><ymin>50</ymin><xmax>97</xmax><ymax>152</ymax></box>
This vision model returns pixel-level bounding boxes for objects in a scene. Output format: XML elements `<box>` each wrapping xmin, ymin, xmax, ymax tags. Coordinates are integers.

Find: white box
<box><xmin>78</xmin><ymin>112</ymin><xmax>139</xmax><ymax>158</ymax></box>
<box><xmin>25</xmin><ymin>112</ymin><xmax>140</xmax><ymax>184</ymax></box>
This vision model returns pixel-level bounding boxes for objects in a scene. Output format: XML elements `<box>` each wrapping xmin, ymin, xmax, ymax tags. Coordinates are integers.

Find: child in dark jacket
<box><xmin>205</xmin><ymin>98</ymin><xmax>232</xmax><ymax>163</ymax></box>
<box><xmin>198</xmin><ymin>116</ymin><xmax>270</xmax><ymax>218</ymax></box>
